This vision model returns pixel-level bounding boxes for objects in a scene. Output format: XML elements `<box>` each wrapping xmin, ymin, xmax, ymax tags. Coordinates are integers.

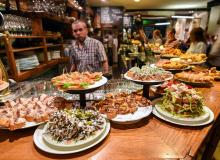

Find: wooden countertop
<box><xmin>1</xmin><ymin>82</ymin><xmax>220</xmax><ymax>160</ymax></box>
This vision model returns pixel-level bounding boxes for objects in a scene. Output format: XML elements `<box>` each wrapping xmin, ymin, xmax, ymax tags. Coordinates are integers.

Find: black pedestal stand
<box><xmin>79</xmin><ymin>93</ymin><xmax>86</xmax><ymax>107</ymax></box>
<box><xmin>143</xmin><ymin>84</ymin><xmax>150</xmax><ymax>99</ymax></box>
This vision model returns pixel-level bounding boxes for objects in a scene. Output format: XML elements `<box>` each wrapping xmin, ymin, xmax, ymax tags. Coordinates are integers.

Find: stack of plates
<box><xmin>16</xmin><ymin>54</ymin><xmax>39</xmax><ymax>71</ymax></box>
<box><xmin>153</xmin><ymin>103</ymin><xmax>214</xmax><ymax>126</ymax></box>
<box><xmin>51</xmin><ymin>50</ymin><xmax>60</xmax><ymax>59</ymax></box>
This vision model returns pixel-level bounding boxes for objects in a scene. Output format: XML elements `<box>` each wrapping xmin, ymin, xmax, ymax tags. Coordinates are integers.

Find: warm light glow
<box><xmin>134</xmin><ymin>0</ymin><xmax>140</xmax><ymax>2</ymax></box>
<box><xmin>172</xmin><ymin>15</ymin><xmax>194</xmax><ymax>19</ymax></box>
<box><xmin>155</xmin><ymin>22</ymin><xmax>170</xmax><ymax>26</ymax></box>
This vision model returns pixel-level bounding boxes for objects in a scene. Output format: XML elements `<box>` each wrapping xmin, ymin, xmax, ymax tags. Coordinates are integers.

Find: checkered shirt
<box><xmin>70</xmin><ymin>37</ymin><xmax>107</xmax><ymax>72</ymax></box>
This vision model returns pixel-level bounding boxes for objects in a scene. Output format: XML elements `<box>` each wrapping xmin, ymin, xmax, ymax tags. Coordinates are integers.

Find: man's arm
<box><xmin>102</xmin><ymin>60</ymin><xmax>109</xmax><ymax>74</ymax></box>
<box><xmin>70</xmin><ymin>64</ymin><xmax>77</xmax><ymax>72</ymax></box>
<box><xmin>96</xmin><ymin>40</ymin><xmax>109</xmax><ymax>73</ymax></box>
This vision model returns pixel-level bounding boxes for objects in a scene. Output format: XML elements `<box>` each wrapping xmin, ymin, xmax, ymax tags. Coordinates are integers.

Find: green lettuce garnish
<box><xmin>80</xmin><ymin>82</ymin><xmax>90</xmax><ymax>88</ymax></box>
<box><xmin>63</xmin><ymin>82</ymin><xmax>72</xmax><ymax>89</ymax></box>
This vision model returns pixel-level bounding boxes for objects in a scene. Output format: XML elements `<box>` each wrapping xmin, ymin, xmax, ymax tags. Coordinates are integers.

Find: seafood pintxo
<box><xmin>93</xmin><ymin>92</ymin><xmax>151</xmax><ymax>119</ymax></box>
<box><xmin>125</xmin><ymin>65</ymin><xmax>173</xmax><ymax>82</ymax></box>
<box><xmin>51</xmin><ymin>72</ymin><xmax>103</xmax><ymax>90</ymax></box>
<box><xmin>43</xmin><ymin>108</ymin><xmax>106</xmax><ymax>143</ymax></box>
<box><xmin>0</xmin><ymin>94</ymin><xmax>72</xmax><ymax>130</ymax></box>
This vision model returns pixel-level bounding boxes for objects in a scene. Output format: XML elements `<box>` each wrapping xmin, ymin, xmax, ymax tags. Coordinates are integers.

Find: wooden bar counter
<box><xmin>1</xmin><ymin>82</ymin><xmax>220</xmax><ymax>160</ymax></box>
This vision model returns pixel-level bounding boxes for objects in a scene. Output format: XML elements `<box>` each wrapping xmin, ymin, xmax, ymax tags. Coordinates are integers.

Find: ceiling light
<box><xmin>155</xmin><ymin>22</ymin><xmax>170</xmax><ymax>26</ymax></box>
<box><xmin>134</xmin><ymin>0</ymin><xmax>140</xmax><ymax>2</ymax></box>
<box><xmin>171</xmin><ymin>15</ymin><xmax>194</xmax><ymax>19</ymax></box>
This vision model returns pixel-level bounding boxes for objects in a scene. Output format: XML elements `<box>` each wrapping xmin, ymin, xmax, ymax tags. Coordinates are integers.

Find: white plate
<box><xmin>124</xmin><ymin>73</ymin><xmax>173</xmax><ymax>84</ymax></box>
<box><xmin>187</xmin><ymin>60</ymin><xmax>206</xmax><ymax>65</ymax></box>
<box><xmin>170</xmin><ymin>58</ymin><xmax>206</xmax><ymax>65</ymax></box>
<box><xmin>81</xmin><ymin>76</ymin><xmax>107</xmax><ymax>90</ymax></box>
<box><xmin>161</xmin><ymin>55</ymin><xmax>179</xmax><ymax>58</ymax></box>
<box><xmin>0</xmin><ymin>121</ymin><xmax>45</xmax><ymax>130</ymax></box>
<box><xmin>33</xmin><ymin>120</ymin><xmax>110</xmax><ymax>154</ymax></box>
<box><xmin>0</xmin><ymin>81</ymin><xmax>9</xmax><ymax>91</ymax></box>
<box><xmin>42</xmin><ymin>119</ymin><xmax>106</xmax><ymax>148</ymax></box>
<box><xmin>163</xmin><ymin>66</ymin><xmax>191</xmax><ymax>71</ymax></box>
<box><xmin>110</xmin><ymin>106</ymin><xmax>153</xmax><ymax>124</ymax></box>
<box><xmin>155</xmin><ymin>104</ymin><xmax>210</xmax><ymax>124</ymax></box>
<box><xmin>153</xmin><ymin>106</ymin><xmax>214</xmax><ymax>126</ymax></box>
<box><xmin>62</xmin><ymin>76</ymin><xmax>107</xmax><ymax>92</ymax></box>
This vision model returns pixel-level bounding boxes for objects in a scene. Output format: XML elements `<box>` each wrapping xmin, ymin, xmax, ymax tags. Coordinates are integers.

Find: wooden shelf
<box><xmin>13</xmin><ymin>46</ymin><xmax>46</xmax><ymax>52</ymax></box>
<box><xmin>47</xmin><ymin>44</ymin><xmax>63</xmax><ymax>48</ymax></box>
<box><xmin>16</xmin><ymin>57</ymin><xmax>69</xmax><ymax>81</ymax></box>
<box><xmin>2</xmin><ymin>10</ymin><xmax>72</xmax><ymax>24</ymax></box>
<box><xmin>9</xmin><ymin>35</ymin><xmax>62</xmax><ymax>39</ymax></box>
<box><xmin>30</xmin><ymin>11</ymin><xmax>72</xmax><ymax>24</ymax></box>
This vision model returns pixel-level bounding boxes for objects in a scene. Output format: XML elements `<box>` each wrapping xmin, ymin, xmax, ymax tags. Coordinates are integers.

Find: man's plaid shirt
<box><xmin>70</xmin><ymin>37</ymin><xmax>107</xmax><ymax>72</ymax></box>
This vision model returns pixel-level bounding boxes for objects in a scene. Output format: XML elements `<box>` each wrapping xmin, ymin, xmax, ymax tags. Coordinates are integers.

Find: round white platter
<box><xmin>33</xmin><ymin>120</ymin><xmax>110</xmax><ymax>154</ymax></box>
<box><xmin>153</xmin><ymin>105</ymin><xmax>214</xmax><ymax>126</ymax></box>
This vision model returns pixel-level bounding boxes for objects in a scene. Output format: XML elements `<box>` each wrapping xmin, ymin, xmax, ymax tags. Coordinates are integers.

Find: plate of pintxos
<box><xmin>93</xmin><ymin>91</ymin><xmax>152</xmax><ymax>124</ymax></box>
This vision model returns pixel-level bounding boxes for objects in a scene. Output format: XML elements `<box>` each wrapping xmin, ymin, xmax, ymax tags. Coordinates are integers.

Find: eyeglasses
<box><xmin>73</xmin><ymin>28</ymin><xmax>84</xmax><ymax>33</ymax></box>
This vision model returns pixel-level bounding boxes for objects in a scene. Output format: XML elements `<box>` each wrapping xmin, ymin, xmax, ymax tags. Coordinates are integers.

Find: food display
<box><xmin>93</xmin><ymin>91</ymin><xmax>151</xmax><ymax>119</ymax></box>
<box><xmin>148</xmin><ymin>43</ymin><xmax>164</xmax><ymax>53</ymax></box>
<box><xmin>158</xmin><ymin>83</ymin><xmax>205</xmax><ymax>118</ymax></box>
<box><xmin>153</xmin><ymin>81</ymin><xmax>192</xmax><ymax>95</ymax></box>
<box><xmin>43</xmin><ymin>108</ymin><xmax>105</xmax><ymax>143</ymax></box>
<box><xmin>0</xmin><ymin>94</ymin><xmax>72</xmax><ymax>131</ymax></box>
<box><xmin>125</xmin><ymin>65</ymin><xmax>173</xmax><ymax>82</ymax></box>
<box><xmin>192</xmin><ymin>67</ymin><xmax>220</xmax><ymax>80</ymax></box>
<box><xmin>131</xmin><ymin>39</ymin><xmax>141</xmax><ymax>45</ymax></box>
<box><xmin>51</xmin><ymin>72</ymin><xmax>103</xmax><ymax>90</ymax></box>
<box><xmin>175</xmin><ymin>71</ymin><xmax>214</xmax><ymax>84</ymax></box>
<box><xmin>161</xmin><ymin>48</ymin><xmax>183</xmax><ymax>58</ymax></box>
<box><xmin>159</xmin><ymin>61</ymin><xmax>189</xmax><ymax>70</ymax></box>
<box><xmin>179</xmin><ymin>53</ymin><xmax>207</xmax><ymax>64</ymax></box>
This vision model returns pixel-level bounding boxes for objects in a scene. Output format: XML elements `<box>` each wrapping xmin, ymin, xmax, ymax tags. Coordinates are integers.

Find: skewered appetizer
<box><xmin>160</xmin><ymin>83</ymin><xmax>205</xmax><ymax>118</ymax></box>
<box><xmin>192</xmin><ymin>67</ymin><xmax>220</xmax><ymax>80</ymax></box>
<box><xmin>161</xmin><ymin>61</ymin><xmax>188</xmax><ymax>70</ymax></box>
<box><xmin>51</xmin><ymin>72</ymin><xmax>102</xmax><ymax>90</ymax></box>
<box><xmin>175</xmin><ymin>71</ymin><xmax>214</xmax><ymax>83</ymax></box>
<box><xmin>0</xmin><ymin>94</ymin><xmax>72</xmax><ymax>130</ymax></box>
<box><xmin>179</xmin><ymin>53</ymin><xmax>207</xmax><ymax>63</ymax></box>
<box><xmin>161</xmin><ymin>48</ymin><xmax>183</xmax><ymax>57</ymax></box>
<box><xmin>155</xmin><ymin>81</ymin><xmax>192</xmax><ymax>95</ymax></box>
<box><xmin>93</xmin><ymin>91</ymin><xmax>151</xmax><ymax>119</ymax></box>
<box><xmin>126</xmin><ymin>65</ymin><xmax>173</xmax><ymax>81</ymax></box>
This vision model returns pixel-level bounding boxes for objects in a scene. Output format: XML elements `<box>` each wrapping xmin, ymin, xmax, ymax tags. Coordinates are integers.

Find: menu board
<box><xmin>123</xmin><ymin>16</ymin><xmax>132</xmax><ymax>27</ymax></box>
<box><xmin>100</xmin><ymin>7</ymin><xmax>123</xmax><ymax>25</ymax></box>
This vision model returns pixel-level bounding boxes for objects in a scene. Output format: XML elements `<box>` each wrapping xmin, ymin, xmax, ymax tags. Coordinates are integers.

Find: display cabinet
<box><xmin>0</xmin><ymin>0</ymin><xmax>84</xmax><ymax>81</ymax></box>
<box><xmin>3</xmin><ymin>34</ymin><xmax>69</xmax><ymax>81</ymax></box>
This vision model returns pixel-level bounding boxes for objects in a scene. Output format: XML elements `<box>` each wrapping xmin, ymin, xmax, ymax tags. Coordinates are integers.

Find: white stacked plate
<box><xmin>51</xmin><ymin>50</ymin><xmax>61</xmax><ymax>59</ymax></box>
<box><xmin>16</xmin><ymin>54</ymin><xmax>40</xmax><ymax>70</ymax></box>
<box><xmin>153</xmin><ymin>103</ymin><xmax>214</xmax><ymax>126</ymax></box>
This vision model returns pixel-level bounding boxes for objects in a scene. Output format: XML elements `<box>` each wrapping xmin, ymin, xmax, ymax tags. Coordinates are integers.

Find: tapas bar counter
<box><xmin>0</xmin><ymin>82</ymin><xmax>220</xmax><ymax>160</ymax></box>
